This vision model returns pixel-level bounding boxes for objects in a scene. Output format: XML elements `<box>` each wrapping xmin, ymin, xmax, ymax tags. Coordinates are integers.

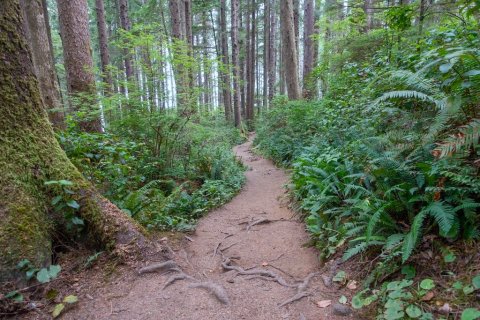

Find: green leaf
<box><xmin>48</xmin><ymin>265</ymin><xmax>61</xmax><ymax>279</ymax></box>
<box><xmin>439</xmin><ymin>63</ymin><xmax>453</xmax><ymax>73</ymax></box>
<box><xmin>464</xmin><ymin>70</ymin><xmax>480</xmax><ymax>77</ymax></box>
<box><xmin>52</xmin><ymin>303</ymin><xmax>65</xmax><ymax>318</ymax></box>
<box><xmin>453</xmin><ymin>281</ymin><xmax>464</xmax><ymax>290</ymax></box>
<box><xmin>36</xmin><ymin>268</ymin><xmax>51</xmax><ymax>283</ymax></box>
<box><xmin>406</xmin><ymin>304</ymin><xmax>423</xmax><ymax>318</ymax></box>
<box><xmin>463</xmin><ymin>285</ymin><xmax>475</xmax><ymax>295</ymax></box>
<box><xmin>51</xmin><ymin>195</ymin><xmax>63</xmax><ymax>206</ymax></box>
<box><xmin>461</xmin><ymin>308</ymin><xmax>480</xmax><ymax>320</ymax></box>
<box><xmin>58</xmin><ymin>180</ymin><xmax>73</xmax><ymax>186</ymax></box>
<box><xmin>5</xmin><ymin>291</ymin><xmax>24</xmax><ymax>302</ymax></box>
<box><xmin>401</xmin><ymin>265</ymin><xmax>416</xmax><ymax>280</ymax></box>
<box><xmin>339</xmin><ymin>295</ymin><xmax>348</xmax><ymax>304</ymax></box>
<box><xmin>444</xmin><ymin>252</ymin><xmax>456</xmax><ymax>263</ymax></box>
<box><xmin>71</xmin><ymin>217</ymin><xmax>84</xmax><ymax>226</ymax></box>
<box><xmin>351</xmin><ymin>294</ymin><xmax>364</xmax><ymax>309</ymax></box>
<box><xmin>66</xmin><ymin>200</ymin><xmax>80</xmax><ymax>210</ymax></box>
<box><xmin>472</xmin><ymin>275</ymin><xmax>480</xmax><ymax>289</ymax></box>
<box><xmin>17</xmin><ymin>259</ymin><xmax>31</xmax><ymax>270</ymax></box>
<box><xmin>63</xmin><ymin>295</ymin><xmax>78</xmax><ymax>304</ymax></box>
<box><xmin>333</xmin><ymin>270</ymin><xmax>346</xmax><ymax>282</ymax></box>
<box><xmin>420</xmin><ymin>279</ymin><xmax>435</xmax><ymax>290</ymax></box>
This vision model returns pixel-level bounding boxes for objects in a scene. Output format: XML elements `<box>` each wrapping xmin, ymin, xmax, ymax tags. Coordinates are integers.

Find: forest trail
<box><xmin>67</xmin><ymin>135</ymin><xmax>346</xmax><ymax>320</ymax></box>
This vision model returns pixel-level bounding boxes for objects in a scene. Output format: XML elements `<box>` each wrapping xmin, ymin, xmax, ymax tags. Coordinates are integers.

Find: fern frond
<box><xmin>433</xmin><ymin>119</ymin><xmax>480</xmax><ymax>158</ymax></box>
<box><xmin>384</xmin><ymin>233</ymin><xmax>405</xmax><ymax>251</ymax></box>
<box><xmin>342</xmin><ymin>240</ymin><xmax>385</xmax><ymax>261</ymax></box>
<box><xmin>366</xmin><ymin>206</ymin><xmax>386</xmax><ymax>242</ymax></box>
<box><xmin>375</xmin><ymin>90</ymin><xmax>443</xmax><ymax>108</ymax></box>
<box><xmin>402</xmin><ymin>210</ymin><xmax>428</xmax><ymax>262</ymax></box>
<box><xmin>423</xmin><ymin>201</ymin><xmax>455</xmax><ymax>234</ymax></box>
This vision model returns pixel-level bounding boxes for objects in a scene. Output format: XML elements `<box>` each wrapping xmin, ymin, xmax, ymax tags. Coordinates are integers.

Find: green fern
<box><xmin>433</xmin><ymin>119</ymin><xmax>480</xmax><ymax>158</ymax></box>
<box><xmin>423</xmin><ymin>201</ymin><xmax>455</xmax><ymax>234</ymax></box>
<box><xmin>402</xmin><ymin>209</ymin><xmax>427</xmax><ymax>263</ymax></box>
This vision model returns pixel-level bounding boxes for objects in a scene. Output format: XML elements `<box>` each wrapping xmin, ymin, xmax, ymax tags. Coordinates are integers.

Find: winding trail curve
<box><xmin>68</xmin><ymin>135</ymin><xmax>345</xmax><ymax>320</ymax></box>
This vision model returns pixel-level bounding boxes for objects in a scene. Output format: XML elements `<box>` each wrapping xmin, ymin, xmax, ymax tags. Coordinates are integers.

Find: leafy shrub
<box><xmin>59</xmin><ymin>111</ymin><xmax>245</xmax><ymax>230</ymax></box>
<box><xmin>255</xmin><ymin>23</ymin><xmax>479</xmax><ymax>286</ymax></box>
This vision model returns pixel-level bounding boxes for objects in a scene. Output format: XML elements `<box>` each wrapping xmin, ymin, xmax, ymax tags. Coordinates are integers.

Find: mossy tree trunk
<box><xmin>0</xmin><ymin>0</ymin><xmax>145</xmax><ymax>282</ymax></box>
<box><xmin>19</xmin><ymin>0</ymin><xmax>65</xmax><ymax>130</ymax></box>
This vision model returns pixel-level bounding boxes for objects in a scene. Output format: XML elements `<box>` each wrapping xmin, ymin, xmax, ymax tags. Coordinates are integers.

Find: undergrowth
<box><xmin>256</xmin><ymin>15</ymin><xmax>479</xmax><ymax>319</ymax></box>
<box><xmin>59</xmin><ymin>111</ymin><xmax>246</xmax><ymax>231</ymax></box>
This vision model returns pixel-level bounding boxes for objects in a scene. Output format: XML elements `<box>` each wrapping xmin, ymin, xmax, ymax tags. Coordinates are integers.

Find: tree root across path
<box><xmin>221</xmin><ymin>257</ymin><xmax>320</xmax><ymax>307</ymax></box>
<box><xmin>138</xmin><ymin>260</ymin><xmax>230</xmax><ymax>305</ymax></box>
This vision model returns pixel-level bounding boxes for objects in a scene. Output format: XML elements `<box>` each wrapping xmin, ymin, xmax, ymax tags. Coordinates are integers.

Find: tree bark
<box><xmin>303</xmin><ymin>0</ymin><xmax>316</xmax><ymax>99</ymax></box>
<box><xmin>364</xmin><ymin>0</ymin><xmax>374</xmax><ymax>31</ymax></box>
<box><xmin>57</xmin><ymin>0</ymin><xmax>102</xmax><ymax>132</ymax></box>
<box><xmin>280</xmin><ymin>0</ymin><xmax>301</xmax><ymax>100</ymax></box>
<box><xmin>231</xmin><ymin>0</ymin><xmax>242</xmax><ymax>127</ymax></box>
<box><xmin>263</xmin><ymin>0</ymin><xmax>270</xmax><ymax>109</ymax></box>
<box><xmin>95</xmin><ymin>0</ymin><xmax>113</xmax><ymax>94</ymax></box>
<box><xmin>0</xmin><ymin>0</ymin><xmax>145</xmax><ymax>281</ymax></box>
<box><xmin>202</xmin><ymin>13</ymin><xmax>211</xmax><ymax>108</ymax></box>
<box><xmin>220</xmin><ymin>0</ymin><xmax>233</xmax><ymax>121</ymax></box>
<box><xmin>118</xmin><ymin>0</ymin><xmax>133</xmax><ymax>82</ymax></box>
<box><xmin>246</xmin><ymin>0</ymin><xmax>256</xmax><ymax>124</ymax></box>
<box><xmin>268</xmin><ymin>0</ymin><xmax>277</xmax><ymax>102</ymax></box>
<box><xmin>20</xmin><ymin>0</ymin><xmax>65</xmax><ymax>130</ymax></box>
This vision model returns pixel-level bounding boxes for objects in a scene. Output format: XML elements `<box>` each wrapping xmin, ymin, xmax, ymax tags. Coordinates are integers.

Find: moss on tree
<box><xmin>0</xmin><ymin>1</ymin><xmax>145</xmax><ymax>282</ymax></box>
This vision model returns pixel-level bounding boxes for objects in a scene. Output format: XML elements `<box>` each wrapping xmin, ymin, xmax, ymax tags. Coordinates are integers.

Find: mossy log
<box><xmin>0</xmin><ymin>1</ymin><xmax>146</xmax><ymax>282</ymax></box>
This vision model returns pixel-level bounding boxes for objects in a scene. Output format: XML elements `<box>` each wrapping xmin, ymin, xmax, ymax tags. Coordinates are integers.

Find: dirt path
<box><xmin>66</xmin><ymin>136</ymin><xmax>348</xmax><ymax>320</ymax></box>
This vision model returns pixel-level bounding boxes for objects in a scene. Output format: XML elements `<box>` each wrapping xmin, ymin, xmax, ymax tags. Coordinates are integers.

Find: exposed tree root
<box><xmin>163</xmin><ymin>273</ymin><xmax>195</xmax><ymax>289</ymax></box>
<box><xmin>296</xmin><ymin>272</ymin><xmax>318</xmax><ymax>293</ymax></box>
<box><xmin>246</xmin><ymin>218</ymin><xmax>272</xmax><ymax>231</ymax></box>
<box><xmin>222</xmin><ymin>258</ymin><xmax>293</xmax><ymax>288</ymax></box>
<box><xmin>212</xmin><ymin>234</ymin><xmax>233</xmax><ymax>259</ymax></box>
<box><xmin>278</xmin><ymin>291</ymin><xmax>311</xmax><ymax>307</ymax></box>
<box><xmin>189</xmin><ymin>282</ymin><xmax>230</xmax><ymax>305</ymax></box>
<box><xmin>138</xmin><ymin>260</ymin><xmax>178</xmax><ymax>275</ymax></box>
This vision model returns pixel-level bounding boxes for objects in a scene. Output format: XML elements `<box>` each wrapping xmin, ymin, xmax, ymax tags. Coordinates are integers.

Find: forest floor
<box><xmin>28</xmin><ymin>135</ymin><xmax>355</xmax><ymax>320</ymax></box>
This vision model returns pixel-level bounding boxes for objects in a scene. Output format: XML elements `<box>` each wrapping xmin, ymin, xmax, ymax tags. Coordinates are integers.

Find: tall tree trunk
<box><xmin>246</xmin><ymin>0</ymin><xmax>256</xmax><ymax>124</ymax></box>
<box><xmin>418</xmin><ymin>0</ymin><xmax>427</xmax><ymax>35</ymax></box>
<box><xmin>231</xmin><ymin>0</ymin><xmax>242</xmax><ymax>127</ymax></box>
<box><xmin>268</xmin><ymin>0</ymin><xmax>277</xmax><ymax>102</ymax></box>
<box><xmin>220</xmin><ymin>0</ymin><xmax>232</xmax><ymax>121</ymax></box>
<box><xmin>280</xmin><ymin>0</ymin><xmax>301</xmax><ymax>100</ymax></box>
<box><xmin>0</xmin><ymin>0</ymin><xmax>145</xmax><ymax>282</ymax></box>
<box><xmin>95</xmin><ymin>0</ymin><xmax>113</xmax><ymax>94</ymax></box>
<box><xmin>293</xmin><ymin>0</ymin><xmax>300</xmax><ymax>63</ymax></box>
<box><xmin>202</xmin><ymin>13</ymin><xmax>211</xmax><ymax>108</ymax></box>
<box><xmin>118</xmin><ymin>0</ymin><xmax>133</xmax><ymax>82</ymax></box>
<box><xmin>303</xmin><ymin>0</ymin><xmax>316</xmax><ymax>99</ymax></box>
<box><xmin>57</xmin><ymin>0</ymin><xmax>102</xmax><ymax>132</ymax></box>
<box><xmin>364</xmin><ymin>0</ymin><xmax>374</xmax><ymax>31</ymax></box>
<box><xmin>20</xmin><ymin>0</ymin><xmax>65</xmax><ymax>130</ymax></box>
<box><xmin>263</xmin><ymin>0</ymin><xmax>270</xmax><ymax>109</ymax></box>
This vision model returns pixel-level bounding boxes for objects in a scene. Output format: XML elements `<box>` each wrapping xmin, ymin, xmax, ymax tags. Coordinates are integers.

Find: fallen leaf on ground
<box><xmin>421</xmin><ymin>291</ymin><xmax>435</xmax><ymax>301</ymax></box>
<box><xmin>347</xmin><ymin>280</ymin><xmax>357</xmax><ymax>290</ymax></box>
<box><xmin>317</xmin><ymin>300</ymin><xmax>332</xmax><ymax>308</ymax></box>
